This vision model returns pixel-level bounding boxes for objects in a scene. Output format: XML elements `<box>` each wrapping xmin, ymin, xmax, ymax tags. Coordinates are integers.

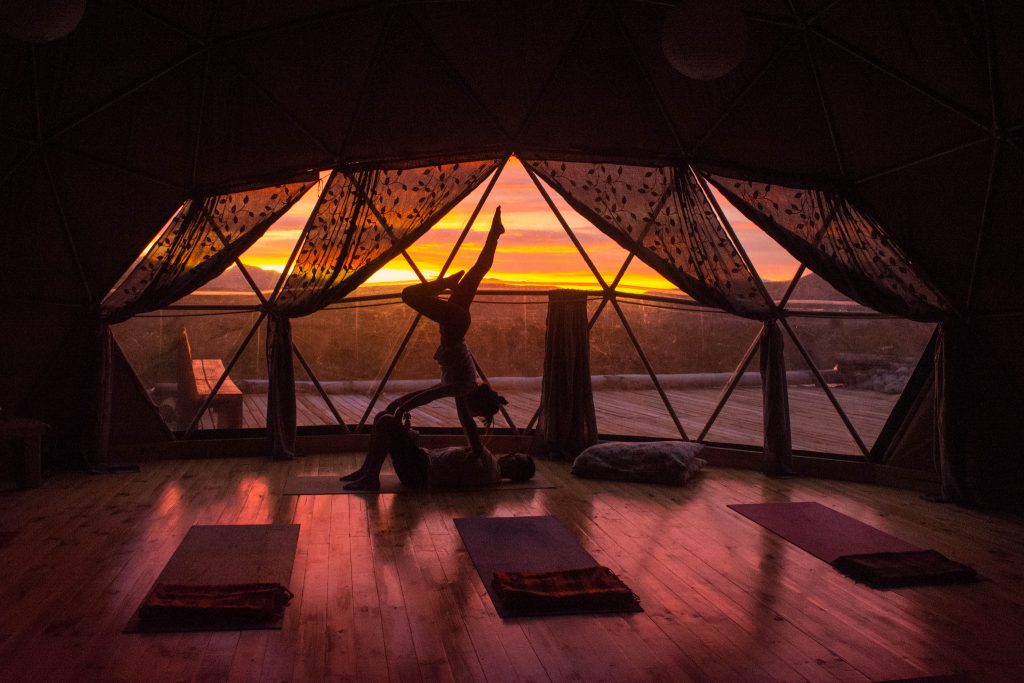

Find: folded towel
<box><xmin>832</xmin><ymin>550</ymin><xmax>977</xmax><ymax>589</ymax></box>
<box><xmin>139</xmin><ymin>582</ymin><xmax>293</xmax><ymax>627</ymax></box>
<box><xmin>492</xmin><ymin>566</ymin><xmax>639</xmax><ymax>612</ymax></box>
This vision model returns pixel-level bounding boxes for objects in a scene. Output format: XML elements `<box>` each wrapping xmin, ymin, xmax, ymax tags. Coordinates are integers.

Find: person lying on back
<box><xmin>341</xmin><ymin>412</ymin><xmax>535</xmax><ymax>490</ymax></box>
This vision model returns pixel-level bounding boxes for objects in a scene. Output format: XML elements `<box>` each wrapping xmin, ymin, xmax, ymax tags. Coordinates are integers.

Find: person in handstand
<box><xmin>341</xmin><ymin>207</ymin><xmax>534</xmax><ymax>490</ymax></box>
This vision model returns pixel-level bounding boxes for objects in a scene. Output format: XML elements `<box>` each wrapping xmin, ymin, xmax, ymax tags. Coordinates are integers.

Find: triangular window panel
<box><xmin>587</xmin><ymin>301</ymin><xmax>680</xmax><ymax>439</ymax></box>
<box><xmin>617</xmin><ymin>301</ymin><xmax>763</xmax><ymax>440</ymax></box>
<box><xmin>786</xmin><ymin>315</ymin><xmax>936</xmax><ymax>451</ymax></box>
<box><xmin>297</xmin><ymin>300</ymin><xmax>420</xmax><ymax>428</ymax></box>
<box><xmin>782</xmin><ymin>329</ymin><xmax>865</xmax><ymax>456</ymax></box>
<box><xmin>463</xmin><ymin>291</ymin><xmax>546</xmax><ymax>432</ymax></box>
<box><xmin>113</xmin><ymin>309</ymin><xmax>266</xmax><ymax>432</ymax></box>
<box><xmin>620</xmin><ymin>258</ymin><xmax>692</xmax><ymax>297</ymax></box>
<box><xmin>783</xmin><ymin>271</ymin><xmax>871</xmax><ymax>313</ymax></box>
<box><xmin>701</xmin><ymin>382</ymin><xmax>764</xmax><ymax>449</ymax></box>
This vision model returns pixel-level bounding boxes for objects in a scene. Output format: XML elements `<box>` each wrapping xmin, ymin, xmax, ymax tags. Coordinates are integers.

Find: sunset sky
<box><xmin>236</xmin><ymin>156</ymin><xmax>800</xmax><ymax>294</ymax></box>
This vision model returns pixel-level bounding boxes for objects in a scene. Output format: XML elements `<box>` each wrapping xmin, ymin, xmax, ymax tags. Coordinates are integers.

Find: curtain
<box><xmin>705</xmin><ymin>172</ymin><xmax>971</xmax><ymax>495</ymax></box>
<box><xmin>88</xmin><ymin>181</ymin><xmax>313</xmax><ymax>464</ymax></box>
<box><xmin>934</xmin><ymin>320</ymin><xmax>973</xmax><ymax>503</ymax></box>
<box><xmin>525</xmin><ymin>160</ymin><xmax>770</xmax><ymax>319</ymax></box>
<box><xmin>102</xmin><ymin>182</ymin><xmax>313</xmax><ymax>323</ymax></box>
<box><xmin>531</xmin><ymin>290</ymin><xmax>598</xmax><ymax>461</ymax></box>
<box><xmin>760</xmin><ymin>320</ymin><xmax>793</xmax><ymax>475</ymax></box>
<box><xmin>703</xmin><ymin>173</ymin><xmax>946</xmax><ymax>322</ymax></box>
<box><xmin>266</xmin><ymin>160</ymin><xmax>502</xmax><ymax>459</ymax></box>
<box><xmin>524</xmin><ymin>158</ymin><xmax>796</xmax><ymax>474</ymax></box>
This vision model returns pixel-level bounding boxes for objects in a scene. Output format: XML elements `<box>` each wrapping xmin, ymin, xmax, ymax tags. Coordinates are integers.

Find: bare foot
<box><xmin>491</xmin><ymin>206</ymin><xmax>505</xmax><ymax>236</ymax></box>
<box><xmin>339</xmin><ymin>468</ymin><xmax>365</xmax><ymax>481</ymax></box>
<box><xmin>343</xmin><ymin>476</ymin><xmax>380</xmax><ymax>491</ymax></box>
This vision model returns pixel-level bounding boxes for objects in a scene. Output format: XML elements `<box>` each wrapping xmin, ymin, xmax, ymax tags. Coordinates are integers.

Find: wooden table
<box><xmin>0</xmin><ymin>416</ymin><xmax>47</xmax><ymax>489</ymax></box>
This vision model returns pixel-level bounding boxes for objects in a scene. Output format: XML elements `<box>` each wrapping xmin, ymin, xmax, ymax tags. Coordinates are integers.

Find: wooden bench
<box><xmin>177</xmin><ymin>327</ymin><xmax>244</xmax><ymax>430</ymax></box>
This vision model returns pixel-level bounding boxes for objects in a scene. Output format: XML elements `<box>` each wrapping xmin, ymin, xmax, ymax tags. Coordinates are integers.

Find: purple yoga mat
<box><xmin>455</xmin><ymin>515</ymin><xmax>642</xmax><ymax>618</ymax></box>
<box><xmin>728</xmin><ymin>502</ymin><xmax>919</xmax><ymax>564</ymax></box>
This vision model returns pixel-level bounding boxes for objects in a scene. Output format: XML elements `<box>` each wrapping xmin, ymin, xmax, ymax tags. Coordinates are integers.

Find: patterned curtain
<box><xmin>704</xmin><ymin>173</ymin><xmax>947</xmax><ymax>322</ymax></box>
<box><xmin>524</xmin><ymin>159</ymin><xmax>771</xmax><ymax>319</ymax></box>
<box><xmin>524</xmin><ymin>158</ymin><xmax>790</xmax><ymax>475</ymax></box>
<box><xmin>705</xmin><ymin>172</ymin><xmax>957</xmax><ymax>488</ymax></box>
<box><xmin>531</xmin><ymin>290</ymin><xmax>598</xmax><ymax>462</ymax></box>
<box><xmin>102</xmin><ymin>182</ymin><xmax>314</xmax><ymax>323</ymax></box>
<box><xmin>266</xmin><ymin>159</ymin><xmax>502</xmax><ymax>459</ymax></box>
<box><xmin>91</xmin><ymin>180</ymin><xmax>314</xmax><ymax>465</ymax></box>
<box><xmin>275</xmin><ymin>161</ymin><xmax>502</xmax><ymax>315</ymax></box>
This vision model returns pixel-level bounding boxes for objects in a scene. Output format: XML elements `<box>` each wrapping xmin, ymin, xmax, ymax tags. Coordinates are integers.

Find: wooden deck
<box><xmin>1</xmin><ymin>457</ymin><xmax>1022</xmax><ymax>681</ymax></box>
<box><xmin>200</xmin><ymin>386</ymin><xmax>899</xmax><ymax>455</ymax></box>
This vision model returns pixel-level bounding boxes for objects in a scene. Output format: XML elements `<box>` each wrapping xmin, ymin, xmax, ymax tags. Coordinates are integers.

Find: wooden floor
<box><xmin>204</xmin><ymin>386</ymin><xmax>897</xmax><ymax>454</ymax></box>
<box><xmin>2</xmin><ymin>457</ymin><xmax>1023</xmax><ymax>682</ymax></box>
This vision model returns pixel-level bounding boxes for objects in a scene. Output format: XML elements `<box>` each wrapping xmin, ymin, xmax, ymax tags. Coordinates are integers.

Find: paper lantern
<box><xmin>662</xmin><ymin>0</ymin><xmax>747</xmax><ymax>80</ymax></box>
<box><xmin>0</xmin><ymin>0</ymin><xmax>86</xmax><ymax>43</ymax></box>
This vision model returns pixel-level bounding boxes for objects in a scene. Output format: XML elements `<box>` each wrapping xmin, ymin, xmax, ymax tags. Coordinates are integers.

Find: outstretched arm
<box><xmin>456</xmin><ymin>397</ymin><xmax>485</xmax><ymax>457</ymax></box>
<box><xmin>448</xmin><ymin>206</ymin><xmax>504</xmax><ymax>310</ymax></box>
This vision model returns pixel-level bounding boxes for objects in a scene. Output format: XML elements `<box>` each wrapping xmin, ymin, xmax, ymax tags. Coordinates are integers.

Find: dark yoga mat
<box><xmin>728</xmin><ymin>501</ymin><xmax>919</xmax><ymax>563</ymax></box>
<box><xmin>455</xmin><ymin>515</ymin><xmax>642</xmax><ymax>618</ymax></box>
<box><xmin>283</xmin><ymin>472</ymin><xmax>556</xmax><ymax>495</ymax></box>
<box><xmin>125</xmin><ymin>524</ymin><xmax>300</xmax><ymax>633</ymax></box>
<box><xmin>730</xmin><ymin>503</ymin><xmax>978</xmax><ymax>589</ymax></box>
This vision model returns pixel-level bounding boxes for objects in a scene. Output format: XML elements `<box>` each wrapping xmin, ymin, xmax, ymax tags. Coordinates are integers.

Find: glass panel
<box><xmin>782</xmin><ymin>326</ymin><xmax>864</xmax><ymax>455</ymax></box>
<box><xmin>702</xmin><ymin>384</ymin><xmax>764</xmax><ymax>448</ymax></box>
<box><xmin>616</xmin><ymin>300</ymin><xmax>763</xmax><ymax>440</ymax></box>
<box><xmin>786</xmin><ymin>315</ymin><xmax>935</xmax><ymax>450</ymax></box>
<box><xmin>587</xmin><ymin>299</ymin><xmax>679</xmax><ymax>438</ymax></box>
<box><xmin>784</xmin><ymin>270</ymin><xmax>872</xmax><ymax>314</ymax></box>
<box><xmin>113</xmin><ymin>309</ymin><xmax>266</xmax><ymax>431</ymax></box>
<box><xmin>463</xmin><ymin>293</ymin><xmax>546</xmax><ymax>431</ymax></box>
<box><xmin>291</xmin><ymin>345</ymin><xmax>339</xmax><ymax>428</ymax></box>
<box><xmin>293</xmin><ymin>300</ymin><xmax>415</xmax><ymax>427</ymax></box>
<box><xmin>619</xmin><ymin>258</ymin><xmax>691</xmax><ymax>297</ymax></box>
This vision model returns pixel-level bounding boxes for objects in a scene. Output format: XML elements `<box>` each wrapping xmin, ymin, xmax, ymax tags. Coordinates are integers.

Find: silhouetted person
<box><xmin>343</xmin><ymin>412</ymin><xmax>535</xmax><ymax>490</ymax></box>
<box><xmin>342</xmin><ymin>207</ymin><xmax>519</xmax><ymax>490</ymax></box>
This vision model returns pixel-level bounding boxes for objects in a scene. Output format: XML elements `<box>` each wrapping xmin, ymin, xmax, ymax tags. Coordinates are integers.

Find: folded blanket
<box><xmin>832</xmin><ymin>550</ymin><xmax>977</xmax><ymax>589</ymax></box>
<box><xmin>492</xmin><ymin>566</ymin><xmax>640</xmax><ymax>612</ymax></box>
<box><xmin>139</xmin><ymin>582</ymin><xmax>294</xmax><ymax>627</ymax></box>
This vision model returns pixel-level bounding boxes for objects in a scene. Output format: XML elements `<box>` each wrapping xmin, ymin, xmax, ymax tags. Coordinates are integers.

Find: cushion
<box><xmin>572</xmin><ymin>441</ymin><xmax>706</xmax><ymax>486</ymax></box>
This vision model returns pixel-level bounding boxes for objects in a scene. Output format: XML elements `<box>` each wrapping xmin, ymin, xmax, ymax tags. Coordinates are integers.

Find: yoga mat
<box><xmin>125</xmin><ymin>524</ymin><xmax>300</xmax><ymax>633</ymax></box>
<box><xmin>728</xmin><ymin>502</ymin><xmax>919</xmax><ymax>564</ymax></box>
<box><xmin>283</xmin><ymin>472</ymin><xmax>556</xmax><ymax>495</ymax></box>
<box><xmin>455</xmin><ymin>515</ymin><xmax>642</xmax><ymax>618</ymax></box>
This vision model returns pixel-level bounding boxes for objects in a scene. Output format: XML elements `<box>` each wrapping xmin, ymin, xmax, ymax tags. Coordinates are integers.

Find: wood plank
<box><xmin>2</xmin><ymin>458</ymin><xmax>1020</xmax><ymax>681</ymax></box>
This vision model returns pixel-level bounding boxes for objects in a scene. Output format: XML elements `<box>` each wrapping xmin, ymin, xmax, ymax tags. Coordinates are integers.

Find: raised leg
<box><xmin>449</xmin><ymin>206</ymin><xmax>503</xmax><ymax>310</ymax></box>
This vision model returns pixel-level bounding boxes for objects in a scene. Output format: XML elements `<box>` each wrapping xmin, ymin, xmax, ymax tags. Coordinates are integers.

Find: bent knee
<box><xmin>374</xmin><ymin>412</ymin><xmax>400</xmax><ymax>429</ymax></box>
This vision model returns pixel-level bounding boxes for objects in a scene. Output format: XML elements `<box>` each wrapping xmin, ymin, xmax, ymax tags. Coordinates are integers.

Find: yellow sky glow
<box><xmin>236</xmin><ymin>157</ymin><xmax>800</xmax><ymax>292</ymax></box>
